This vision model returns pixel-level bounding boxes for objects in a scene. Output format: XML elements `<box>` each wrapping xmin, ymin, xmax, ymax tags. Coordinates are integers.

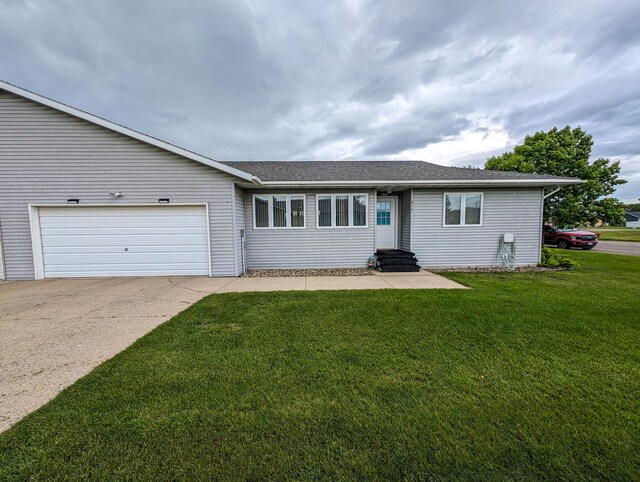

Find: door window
<box><xmin>377</xmin><ymin>201</ymin><xmax>391</xmax><ymax>225</ymax></box>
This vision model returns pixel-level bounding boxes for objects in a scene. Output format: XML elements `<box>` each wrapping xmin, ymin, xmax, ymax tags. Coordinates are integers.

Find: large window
<box><xmin>253</xmin><ymin>194</ymin><xmax>306</xmax><ymax>229</ymax></box>
<box><xmin>317</xmin><ymin>194</ymin><xmax>368</xmax><ymax>228</ymax></box>
<box><xmin>443</xmin><ymin>193</ymin><xmax>483</xmax><ymax>226</ymax></box>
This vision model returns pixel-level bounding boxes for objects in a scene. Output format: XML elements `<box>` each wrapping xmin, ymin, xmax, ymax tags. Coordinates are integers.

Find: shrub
<box><xmin>539</xmin><ymin>247</ymin><xmax>579</xmax><ymax>269</ymax></box>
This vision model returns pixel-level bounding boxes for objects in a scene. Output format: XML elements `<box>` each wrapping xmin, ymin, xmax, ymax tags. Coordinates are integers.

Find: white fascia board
<box><xmin>257</xmin><ymin>179</ymin><xmax>583</xmax><ymax>188</ymax></box>
<box><xmin>0</xmin><ymin>80</ymin><xmax>260</xmax><ymax>184</ymax></box>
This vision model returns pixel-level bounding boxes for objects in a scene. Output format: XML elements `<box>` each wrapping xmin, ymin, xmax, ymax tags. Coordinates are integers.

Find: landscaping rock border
<box><xmin>244</xmin><ymin>266</ymin><xmax>570</xmax><ymax>277</ymax></box>
<box><xmin>243</xmin><ymin>268</ymin><xmax>374</xmax><ymax>277</ymax></box>
<box><xmin>429</xmin><ymin>266</ymin><xmax>566</xmax><ymax>273</ymax></box>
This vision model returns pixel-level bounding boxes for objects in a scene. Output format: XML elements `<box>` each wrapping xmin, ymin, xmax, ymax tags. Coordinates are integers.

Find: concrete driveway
<box><xmin>0</xmin><ymin>277</ymin><xmax>234</xmax><ymax>432</ymax></box>
<box><xmin>592</xmin><ymin>240</ymin><xmax>640</xmax><ymax>256</ymax></box>
<box><xmin>0</xmin><ymin>272</ymin><xmax>463</xmax><ymax>432</ymax></box>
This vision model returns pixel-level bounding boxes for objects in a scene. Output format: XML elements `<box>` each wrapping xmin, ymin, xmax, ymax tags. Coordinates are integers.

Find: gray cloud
<box><xmin>0</xmin><ymin>0</ymin><xmax>639</xmax><ymax>201</ymax></box>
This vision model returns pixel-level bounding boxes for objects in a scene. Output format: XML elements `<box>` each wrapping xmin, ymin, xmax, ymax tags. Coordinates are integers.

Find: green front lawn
<box><xmin>2</xmin><ymin>253</ymin><xmax>639</xmax><ymax>480</ymax></box>
<box><xmin>598</xmin><ymin>229</ymin><xmax>640</xmax><ymax>242</ymax></box>
<box><xmin>581</xmin><ymin>226</ymin><xmax>640</xmax><ymax>242</ymax></box>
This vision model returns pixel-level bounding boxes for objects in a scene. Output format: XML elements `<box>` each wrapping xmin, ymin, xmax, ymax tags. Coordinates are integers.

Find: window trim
<box><xmin>442</xmin><ymin>192</ymin><xmax>484</xmax><ymax>227</ymax></box>
<box><xmin>315</xmin><ymin>193</ymin><xmax>369</xmax><ymax>229</ymax></box>
<box><xmin>252</xmin><ymin>194</ymin><xmax>307</xmax><ymax>229</ymax></box>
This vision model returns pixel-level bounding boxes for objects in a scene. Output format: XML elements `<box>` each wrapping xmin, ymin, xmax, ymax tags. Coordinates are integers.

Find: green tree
<box><xmin>593</xmin><ymin>197</ymin><xmax>626</xmax><ymax>226</ymax></box>
<box><xmin>485</xmin><ymin>126</ymin><xmax>626</xmax><ymax>227</ymax></box>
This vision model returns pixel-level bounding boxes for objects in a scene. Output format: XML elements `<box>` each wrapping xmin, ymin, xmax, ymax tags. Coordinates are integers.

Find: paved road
<box><xmin>592</xmin><ymin>240</ymin><xmax>640</xmax><ymax>256</ymax></box>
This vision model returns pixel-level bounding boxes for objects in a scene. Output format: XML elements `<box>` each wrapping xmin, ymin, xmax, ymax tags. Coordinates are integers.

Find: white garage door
<box><xmin>37</xmin><ymin>205</ymin><xmax>210</xmax><ymax>278</ymax></box>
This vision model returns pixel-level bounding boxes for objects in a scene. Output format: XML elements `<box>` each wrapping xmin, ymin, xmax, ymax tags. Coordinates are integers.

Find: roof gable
<box><xmin>0</xmin><ymin>80</ymin><xmax>256</xmax><ymax>182</ymax></box>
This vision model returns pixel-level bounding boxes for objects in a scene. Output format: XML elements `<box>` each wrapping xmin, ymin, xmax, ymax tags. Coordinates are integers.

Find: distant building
<box><xmin>625</xmin><ymin>211</ymin><xmax>640</xmax><ymax>228</ymax></box>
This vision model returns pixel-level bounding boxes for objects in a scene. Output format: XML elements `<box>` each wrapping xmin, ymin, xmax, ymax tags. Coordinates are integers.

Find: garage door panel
<box><xmin>40</xmin><ymin>226</ymin><xmax>208</xmax><ymax>237</ymax></box>
<box><xmin>37</xmin><ymin>206</ymin><xmax>210</xmax><ymax>278</ymax></box>
<box><xmin>45</xmin><ymin>262</ymin><xmax>209</xmax><ymax>271</ymax></box>
<box><xmin>43</xmin><ymin>252</ymin><xmax>210</xmax><ymax>265</ymax></box>
<box><xmin>39</xmin><ymin>206</ymin><xmax>203</xmax><ymax>217</ymax></box>
<box><xmin>42</xmin><ymin>245</ymin><xmax>209</xmax><ymax>254</ymax></box>
<box><xmin>44</xmin><ymin>268</ymin><xmax>211</xmax><ymax>278</ymax></box>
<box><xmin>41</xmin><ymin>234</ymin><xmax>207</xmax><ymax>248</ymax></box>
<box><xmin>40</xmin><ymin>215</ymin><xmax>207</xmax><ymax>229</ymax></box>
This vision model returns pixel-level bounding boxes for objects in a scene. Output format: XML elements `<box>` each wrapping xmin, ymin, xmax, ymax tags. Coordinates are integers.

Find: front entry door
<box><xmin>375</xmin><ymin>197</ymin><xmax>397</xmax><ymax>249</ymax></box>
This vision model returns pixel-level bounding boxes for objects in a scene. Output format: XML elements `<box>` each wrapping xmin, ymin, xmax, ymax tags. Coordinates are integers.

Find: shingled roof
<box><xmin>222</xmin><ymin>160</ymin><xmax>579</xmax><ymax>185</ymax></box>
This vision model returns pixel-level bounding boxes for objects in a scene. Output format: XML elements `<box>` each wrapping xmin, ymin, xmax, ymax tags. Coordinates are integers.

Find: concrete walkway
<box><xmin>203</xmin><ymin>270</ymin><xmax>466</xmax><ymax>292</ymax></box>
<box><xmin>0</xmin><ymin>271</ymin><xmax>463</xmax><ymax>432</ymax></box>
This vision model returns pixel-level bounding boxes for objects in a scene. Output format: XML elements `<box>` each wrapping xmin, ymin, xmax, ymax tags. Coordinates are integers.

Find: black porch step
<box><xmin>377</xmin><ymin>257</ymin><xmax>419</xmax><ymax>266</ymax></box>
<box><xmin>375</xmin><ymin>249</ymin><xmax>415</xmax><ymax>258</ymax></box>
<box><xmin>377</xmin><ymin>264</ymin><xmax>421</xmax><ymax>272</ymax></box>
<box><xmin>374</xmin><ymin>249</ymin><xmax>421</xmax><ymax>272</ymax></box>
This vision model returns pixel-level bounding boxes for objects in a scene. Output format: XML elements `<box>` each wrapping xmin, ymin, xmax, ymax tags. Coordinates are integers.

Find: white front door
<box><xmin>375</xmin><ymin>197</ymin><xmax>397</xmax><ymax>249</ymax></box>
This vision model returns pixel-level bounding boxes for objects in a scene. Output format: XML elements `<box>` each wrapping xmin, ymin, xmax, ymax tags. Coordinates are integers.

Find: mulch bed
<box><xmin>243</xmin><ymin>268</ymin><xmax>374</xmax><ymax>277</ymax></box>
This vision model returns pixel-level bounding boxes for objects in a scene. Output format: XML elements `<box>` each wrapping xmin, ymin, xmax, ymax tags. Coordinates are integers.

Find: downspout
<box><xmin>0</xmin><ymin>222</ymin><xmax>5</xmax><ymax>280</ymax></box>
<box><xmin>240</xmin><ymin>229</ymin><xmax>247</xmax><ymax>275</ymax></box>
<box><xmin>238</xmin><ymin>176</ymin><xmax>261</xmax><ymax>275</ymax></box>
<box><xmin>543</xmin><ymin>187</ymin><xmax>561</xmax><ymax>199</ymax></box>
<box><xmin>409</xmin><ymin>189</ymin><xmax>413</xmax><ymax>255</ymax></box>
<box><xmin>540</xmin><ymin>187</ymin><xmax>562</xmax><ymax>263</ymax></box>
<box><xmin>373</xmin><ymin>190</ymin><xmax>377</xmax><ymax>254</ymax></box>
<box><xmin>231</xmin><ymin>183</ymin><xmax>238</xmax><ymax>277</ymax></box>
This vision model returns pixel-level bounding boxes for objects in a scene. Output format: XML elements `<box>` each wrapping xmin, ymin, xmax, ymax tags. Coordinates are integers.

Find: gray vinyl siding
<box><xmin>244</xmin><ymin>190</ymin><xmax>375</xmax><ymax>269</ymax></box>
<box><xmin>400</xmin><ymin>190</ymin><xmax>412</xmax><ymax>251</ymax></box>
<box><xmin>0</xmin><ymin>222</ymin><xmax>5</xmax><ymax>280</ymax></box>
<box><xmin>233</xmin><ymin>185</ymin><xmax>246</xmax><ymax>275</ymax></box>
<box><xmin>411</xmin><ymin>188</ymin><xmax>543</xmax><ymax>267</ymax></box>
<box><xmin>0</xmin><ymin>90</ymin><xmax>239</xmax><ymax>279</ymax></box>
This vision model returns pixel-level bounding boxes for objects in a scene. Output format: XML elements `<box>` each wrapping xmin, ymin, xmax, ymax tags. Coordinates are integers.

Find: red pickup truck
<box><xmin>544</xmin><ymin>225</ymin><xmax>598</xmax><ymax>250</ymax></box>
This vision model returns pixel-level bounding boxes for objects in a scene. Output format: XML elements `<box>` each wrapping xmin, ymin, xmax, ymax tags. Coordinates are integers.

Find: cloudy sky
<box><xmin>1</xmin><ymin>0</ymin><xmax>639</xmax><ymax>201</ymax></box>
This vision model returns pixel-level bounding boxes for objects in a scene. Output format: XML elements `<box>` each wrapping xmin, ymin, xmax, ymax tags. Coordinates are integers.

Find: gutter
<box><xmin>256</xmin><ymin>179</ymin><xmax>582</xmax><ymax>188</ymax></box>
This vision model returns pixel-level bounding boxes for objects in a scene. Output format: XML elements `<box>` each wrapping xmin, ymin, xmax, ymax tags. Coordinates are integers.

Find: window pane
<box><xmin>336</xmin><ymin>195</ymin><xmax>349</xmax><ymax>226</ymax></box>
<box><xmin>290</xmin><ymin>196</ymin><xmax>305</xmax><ymax>227</ymax></box>
<box><xmin>465</xmin><ymin>194</ymin><xmax>482</xmax><ymax>225</ymax></box>
<box><xmin>255</xmin><ymin>196</ymin><xmax>269</xmax><ymax>227</ymax></box>
<box><xmin>273</xmin><ymin>195</ymin><xmax>287</xmax><ymax>227</ymax></box>
<box><xmin>318</xmin><ymin>196</ymin><xmax>332</xmax><ymax>227</ymax></box>
<box><xmin>376</xmin><ymin>201</ymin><xmax>391</xmax><ymax>225</ymax></box>
<box><xmin>353</xmin><ymin>195</ymin><xmax>367</xmax><ymax>226</ymax></box>
<box><xmin>445</xmin><ymin>194</ymin><xmax>461</xmax><ymax>225</ymax></box>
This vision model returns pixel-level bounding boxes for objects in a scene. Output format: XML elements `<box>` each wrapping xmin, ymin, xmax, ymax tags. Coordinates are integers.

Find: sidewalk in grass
<box><xmin>196</xmin><ymin>270</ymin><xmax>467</xmax><ymax>293</ymax></box>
